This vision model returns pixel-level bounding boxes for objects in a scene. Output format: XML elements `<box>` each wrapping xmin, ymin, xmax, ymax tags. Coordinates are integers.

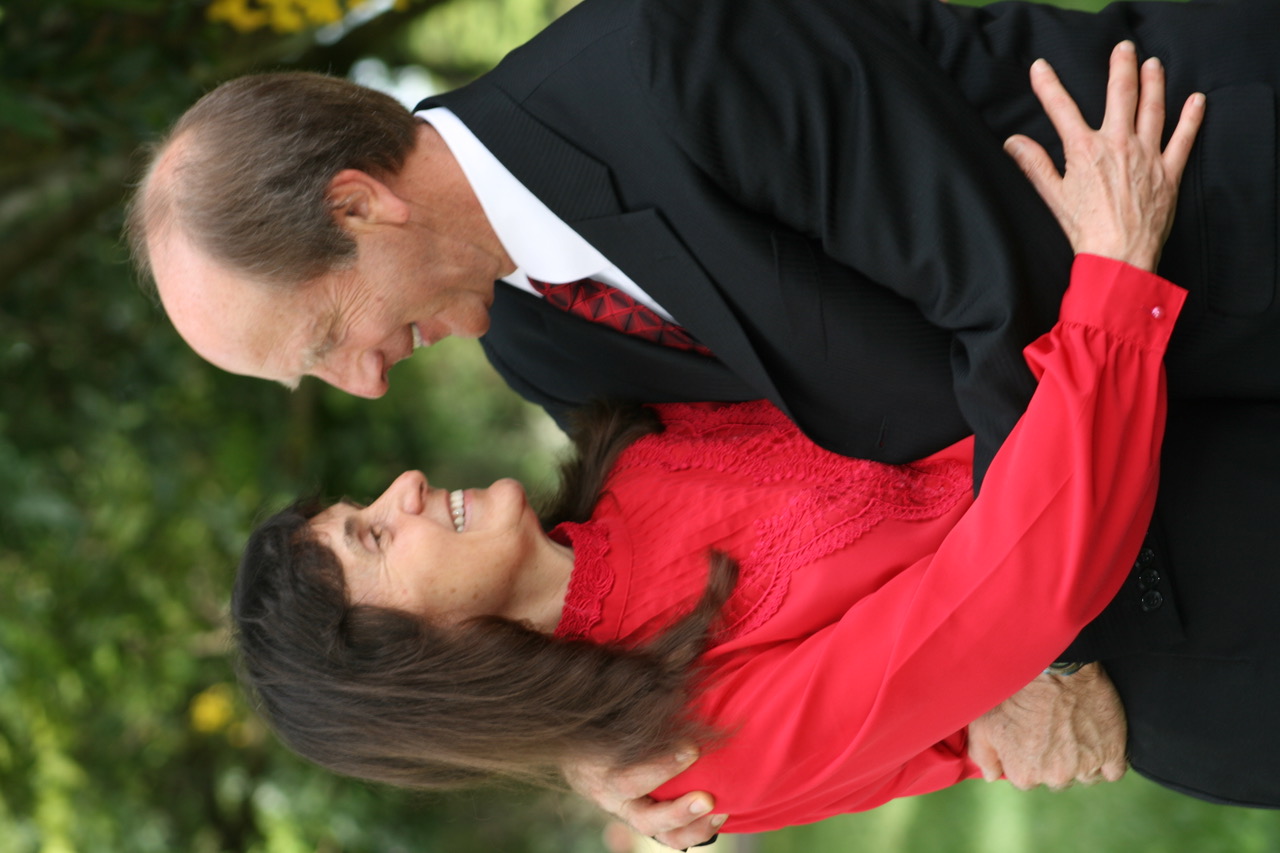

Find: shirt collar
<box><xmin>418</xmin><ymin>106</ymin><xmax>607</xmax><ymax>284</ymax></box>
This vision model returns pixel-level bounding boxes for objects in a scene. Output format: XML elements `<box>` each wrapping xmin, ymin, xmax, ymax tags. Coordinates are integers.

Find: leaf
<box><xmin>0</xmin><ymin>85</ymin><xmax>57</xmax><ymax>140</ymax></box>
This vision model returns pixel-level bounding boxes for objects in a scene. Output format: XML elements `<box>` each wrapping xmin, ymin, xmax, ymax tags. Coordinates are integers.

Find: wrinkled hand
<box><xmin>967</xmin><ymin>663</ymin><xmax>1128</xmax><ymax>790</ymax></box>
<box><xmin>1004</xmin><ymin>41</ymin><xmax>1205</xmax><ymax>272</ymax></box>
<box><xmin>563</xmin><ymin>749</ymin><xmax>727</xmax><ymax>850</ymax></box>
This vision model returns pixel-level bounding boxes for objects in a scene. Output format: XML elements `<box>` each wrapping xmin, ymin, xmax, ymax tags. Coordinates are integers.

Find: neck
<box><xmin>399</xmin><ymin>122</ymin><xmax>516</xmax><ymax>277</ymax></box>
<box><xmin>518</xmin><ymin>537</ymin><xmax>576</xmax><ymax>634</ymax></box>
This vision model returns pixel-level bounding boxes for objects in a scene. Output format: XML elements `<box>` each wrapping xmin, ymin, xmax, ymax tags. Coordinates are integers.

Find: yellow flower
<box><xmin>189</xmin><ymin>683</ymin><xmax>237</xmax><ymax>734</ymax></box>
<box><xmin>206</xmin><ymin>0</ymin><xmax>271</xmax><ymax>32</ymax></box>
<box><xmin>264</xmin><ymin>0</ymin><xmax>307</xmax><ymax>32</ymax></box>
<box><xmin>304</xmin><ymin>0</ymin><xmax>347</xmax><ymax>25</ymax></box>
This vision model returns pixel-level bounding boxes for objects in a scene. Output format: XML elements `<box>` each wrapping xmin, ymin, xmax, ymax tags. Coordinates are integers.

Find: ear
<box><xmin>326</xmin><ymin>169</ymin><xmax>411</xmax><ymax>232</ymax></box>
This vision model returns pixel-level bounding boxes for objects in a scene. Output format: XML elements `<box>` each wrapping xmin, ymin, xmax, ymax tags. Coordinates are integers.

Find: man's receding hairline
<box><xmin>140</xmin><ymin>132</ymin><xmax>308</xmax><ymax>298</ymax></box>
<box><xmin>130</xmin><ymin>131</ymin><xmax>192</xmax><ymax>289</ymax></box>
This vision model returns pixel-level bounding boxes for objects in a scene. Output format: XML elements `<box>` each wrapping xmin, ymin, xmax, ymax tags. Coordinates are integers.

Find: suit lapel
<box><xmin>485</xmin><ymin>285</ymin><xmax>757</xmax><ymax>410</ymax></box>
<box><xmin>426</xmin><ymin>81</ymin><xmax>621</xmax><ymax>223</ymax></box>
<box><xmin>426</xmin><ymin>82</ymin><xmax>787</xmax><ymax>415</ymax></box>
<box><xmin>571</xmin><ymin>210</ymin><xmax>784</xmax><ymax>414</ymax></box>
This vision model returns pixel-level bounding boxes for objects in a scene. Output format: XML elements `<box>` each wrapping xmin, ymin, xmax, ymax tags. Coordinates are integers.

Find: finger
<box><xmin>1042</xmin><ymin>766</ymin><xmax>1078</xmax><ymax>791</ymax></box>
<box><xmin>1028</xmin><ymin>58</ymin><xmax>1090</xmax><ymax>143</ymax></box>
<box><xmin>1101</xmin><ymin>41</ymin><xmax>1141</xmax><ymax>135</ymax></box>
<box><xmin>1004</xmin><ymin>134</ymin><xmax>1065</xmax><ymax>214</ymax></box>
<box><xmin>653</xmin><ymin>813</ymin><xmax>729</xmax><ymax>851</ymax></box>
<box><xmin>964</xmin><ymin>728</ymin><xmax>1005</xmax><ymax>783</ymax></box>
<box><xmin>969</xmin><ymin>748</ymin><xmax>1004</xmax><ymax>783</ymax></box>
<box><xmin>611</xmin><ymin>750</ymin><xmax>699</xmax><ymax>801</ymax></box>
<box><xmin>1003</xmin><ymin>764</ymin><xmax>1039</xmax><ymax>791</ymax></box>
<box><xmin>617</xmin><ymin>790</ymin><xmax>714</xmax><ymax>838</ymax></box>
<box><xmin>1161</xmin><ymin>92</ymin><xmax>1206</xmax><ymax>184</ymax></box>
<box><xmin>1100</xmin><ymin>757</ymin><xmax>1130</xmax><ymax>783</ymax></box>
<box><xmin>1135</xmin><ymin>56</ymin><xmax>1167</xmax><ymax>146</ymax></box>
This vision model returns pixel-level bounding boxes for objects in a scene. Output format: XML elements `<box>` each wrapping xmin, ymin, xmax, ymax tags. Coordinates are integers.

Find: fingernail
<box><xmin>1031</xmin><ymin>58</ymin><xmax>1048</xmax><ymax>72</ymax></box>
<box><xmin>675</xmin><ymin>750</ymin><xmax>697</xmax><ymax>766</ymax></box>
<box><xmin>1118</xmin><ymin>40</ymin><xmax>1136</xmax><ymax>53</ymax></box>
<box><xmin>710</xmin><ymin>815</ymin><xmax>729</xmax><ymax>829</ymax></box>
<box><xmin>688</xmin><ymin>799</ymin><xmax>711</xmax><ymax>816</ymax></box>
<box><xmin>1192</xmin><ymin>92</ymin><xmax>1206</xmax><ymax>107</ymax></box>
<box><xmin>1003</xmin><ymin>137</ymin><xmax>1022</xmax><ymax>155</ymax></box>
<box><xmin>1146</xmin><ymin>56</ymin><xmax>1162</xmax><ymax>69</ymax></box>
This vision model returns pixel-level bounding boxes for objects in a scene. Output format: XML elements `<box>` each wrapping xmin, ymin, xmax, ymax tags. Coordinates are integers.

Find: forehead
<box><xmin>309</xmin><ymin>504</ymin><xmax>366</xmax><ymax>568</ymax></box>
<box><xmin>309</xmin><ymin>504</ymin><xmax>385</xmax><ymax>600</ymax></box>
<box><xmin>309</xmin><ymin>504</ymin><xmax>349</xmax><ymax>554</ymax></box>
<box><xmin>150</xmin><ymin>228</ymin><xmax>330</xmax><ymax>384</ymax></box>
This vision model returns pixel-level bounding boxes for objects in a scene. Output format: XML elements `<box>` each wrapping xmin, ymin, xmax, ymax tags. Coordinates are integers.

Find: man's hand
<box><xmin>967</xmin><ymin>663</ymin><xmax>1128</xmax><ymax>790</ymax></box>
<box><xmin>1004</xmin><ymin>40</ymin><xmax>1205</xmax><ymax>272</ymax></box>
<box><xmin>563</xmin><ymin>749</ymin><xmax>727</xmax><ymax>850</ymax></box>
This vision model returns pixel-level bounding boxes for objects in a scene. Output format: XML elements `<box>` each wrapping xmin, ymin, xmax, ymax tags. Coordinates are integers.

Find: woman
<box><xmin>232</xmin><ymin>50</ymin><xmax>1207</xmax><ymax>833</ymax></box>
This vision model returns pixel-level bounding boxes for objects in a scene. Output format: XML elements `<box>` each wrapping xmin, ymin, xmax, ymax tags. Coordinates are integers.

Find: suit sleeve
<box><xmin>650</xmin><ymin>256</ymin><xmax>1186</xmax><ymax>832</ymax></box>
<box><xmin>633</xmin><ymin>0</ymin><xmax>1074</xmax><ymax>483</ymax></box>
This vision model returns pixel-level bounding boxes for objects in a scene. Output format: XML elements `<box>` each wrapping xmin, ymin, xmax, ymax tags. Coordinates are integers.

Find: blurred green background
<box><xmin>2</xmin><ymin>0</ymin><xmax>1272</xmax><ymax>850</ymax></box>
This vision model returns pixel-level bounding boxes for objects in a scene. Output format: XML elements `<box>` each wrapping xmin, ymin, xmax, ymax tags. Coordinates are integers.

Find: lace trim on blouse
<box><xmin>558</xmin><ymin>401</ymin><xmax>970</xmax><ymax>641</ymax></box>
<box><xmin>552</xmin><ymin>521</ymin><xmax>613</xmax><ymax>640</ymax></box>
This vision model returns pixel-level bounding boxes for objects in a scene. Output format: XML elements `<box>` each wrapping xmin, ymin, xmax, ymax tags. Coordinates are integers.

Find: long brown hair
<box><xmin>232</xmin><ymin>403</ymin><xmax>737</xmax><ymax>789</ymax></box>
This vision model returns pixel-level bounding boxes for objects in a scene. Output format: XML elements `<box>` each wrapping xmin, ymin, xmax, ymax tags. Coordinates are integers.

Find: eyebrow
<box><xmin>343</xmin><ymin>514</ymin><xmax>359</xmax><ymax>555</ymax></box>
<box><xmin>284</xmin><ymin>312</ymin><xmax>343</xmax><ymax>390</ymax></box>
<box><xmin>300</xmin><ymin>313</ymin><xmax>342</xmax><ymax>373</ymax></box>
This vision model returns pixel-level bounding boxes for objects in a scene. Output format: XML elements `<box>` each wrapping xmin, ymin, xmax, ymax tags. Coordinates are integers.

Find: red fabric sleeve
<box><xmin>652</xmin><ymin>255</ymin><xmax>1187</xmax><ymax>831</ymax></box>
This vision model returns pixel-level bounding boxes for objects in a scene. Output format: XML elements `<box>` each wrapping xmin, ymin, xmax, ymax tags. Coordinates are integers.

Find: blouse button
<box><xmin>1150</xmin><ymin>306</ymin><xmax>1165</xmax><ymax>319</ymax></box>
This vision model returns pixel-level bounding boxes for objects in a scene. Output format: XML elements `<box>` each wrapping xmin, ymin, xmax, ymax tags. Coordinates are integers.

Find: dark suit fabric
<box><xmin>1103</xmin><ymin>402</ymin><xmax>1280</xmax><ymax>807</ymax></box>
<box><xmin>420</xmin><ymin>0</ymin><xmax>1280</xmax><ymax>806</ymax></box>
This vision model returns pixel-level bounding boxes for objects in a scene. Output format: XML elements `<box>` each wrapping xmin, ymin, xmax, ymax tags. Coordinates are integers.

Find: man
<box><xmin>129</xmin><ymin>0</ymin><xmax>1280</xmax><ymax>843</ymax></box>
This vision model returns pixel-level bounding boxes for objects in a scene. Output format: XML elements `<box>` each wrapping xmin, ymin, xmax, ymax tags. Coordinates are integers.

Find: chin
<box><xmin>457</xmin><ymin>316</ymin><xmax>491</xmax><ymax>338</ymax></box>
<box><xmin>490</xmin><ymin>477</ymin><xmax>526</xmax><ymax>500</ymax></box>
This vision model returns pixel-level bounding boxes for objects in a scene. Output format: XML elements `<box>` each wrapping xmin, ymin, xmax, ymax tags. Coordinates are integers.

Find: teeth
<box><xmin>412</xmin><ymin>324</ymin><xmax>426</xmax><ymax>349</ymax></box>
<box><xmin>449</xmin><ymin>490</ymin><xmax>465</xmax><ymax>532</ymax></box>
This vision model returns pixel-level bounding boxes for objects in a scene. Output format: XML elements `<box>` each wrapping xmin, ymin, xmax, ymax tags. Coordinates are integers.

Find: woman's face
<box><xmin>310</xmin><ymin>470</ymin><xmax>545</xmax><ymax>623</ymax></box>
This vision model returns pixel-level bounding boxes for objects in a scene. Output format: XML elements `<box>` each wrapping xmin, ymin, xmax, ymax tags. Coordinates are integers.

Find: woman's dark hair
<box><xmin>231</xmin><ymin>402</ymin><xmax>737</xmax><ymax>789</ymax></box>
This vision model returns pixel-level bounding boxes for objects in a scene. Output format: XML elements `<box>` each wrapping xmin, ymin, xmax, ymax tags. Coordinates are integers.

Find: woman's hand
<box><xmin>563</xmin><ymin>750</ymin><xmax>726</xmax><ymax>850</ymax></box>
<box><xmin>1004</xmin><ymin>41</ymin><xmax>1205</xmax><ymax>272</ymax></box>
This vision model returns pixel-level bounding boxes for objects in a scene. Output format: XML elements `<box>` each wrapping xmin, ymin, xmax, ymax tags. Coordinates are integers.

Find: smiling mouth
<box><xmin>411</xmin><ymin>323</ymin><xmax>427</xmax><ymax>349</ymax></box>
<box><xmin>449</xmin><ymin>489</ymin><xmax>466</xmax><ymax>532</ymax></box>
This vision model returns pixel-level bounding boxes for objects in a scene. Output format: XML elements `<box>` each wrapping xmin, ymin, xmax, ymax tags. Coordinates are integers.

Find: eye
<box><xmin>368</xmin><ymin>526</ymin><xmax>384</xmax><ymax>549</ymax></box>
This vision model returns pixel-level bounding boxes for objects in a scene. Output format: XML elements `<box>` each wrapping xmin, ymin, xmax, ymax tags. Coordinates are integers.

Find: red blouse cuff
<box><xmin>1058</xmin><ymin>254</ymin><xmax>1188</xmax><ymax>351</ymax></box>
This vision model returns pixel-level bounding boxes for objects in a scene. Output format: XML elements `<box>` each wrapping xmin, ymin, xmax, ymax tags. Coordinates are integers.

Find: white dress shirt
<box><xmin>418</xmin><ymin>106</ymin><xmax>676</xmax><ymax>322</ymax></box>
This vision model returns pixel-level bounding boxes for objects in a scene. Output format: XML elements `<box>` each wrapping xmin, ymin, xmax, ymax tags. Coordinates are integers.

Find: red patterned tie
<box><xmin>527</xmin><ymin>276</ymin><xmax>713</xmax><ymax>357</ymax></box>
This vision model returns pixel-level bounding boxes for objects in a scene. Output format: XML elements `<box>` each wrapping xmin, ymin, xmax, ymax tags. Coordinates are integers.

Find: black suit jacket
<box><xmin>424</xmin><ymin>0</ymin><xmax>1280</xmax><ymax>475</ymax></box>
<box><xmin>425</xmin><ymin>0</ymin><xmax>1078</xmax><ymax>477</ymax></box>
<box><xmin>420</xmin><ymin>0</ymin><xmax>1280</xmax><ymax>666</ymax></box>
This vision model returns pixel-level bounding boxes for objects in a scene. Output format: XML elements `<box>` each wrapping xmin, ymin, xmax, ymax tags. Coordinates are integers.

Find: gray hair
<box><xmin>126</xmin><ymin>72</ymin><xmax>418</xmax><ymax>289</ymax></box>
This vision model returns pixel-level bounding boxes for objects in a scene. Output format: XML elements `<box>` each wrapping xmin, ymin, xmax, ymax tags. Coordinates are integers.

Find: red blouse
<box><xmin>553</xmin><ymin>255</ymin><xmax>1186</xmax><ymax>833</ymax></box>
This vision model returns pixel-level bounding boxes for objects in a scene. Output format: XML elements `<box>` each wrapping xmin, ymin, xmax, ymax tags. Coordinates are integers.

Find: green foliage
<box><xmin>405</xmin><ymin>0</ymin><xmax>579</xmax><ymax>82</ymax></box>
<box><xmin>0</xmin><ymin>0</ymin><xmax>579</xmax><ymax>849</ymax></box>
<box><xmin>0</xmin><ymin>0</ymin><xmax>1265</xmax><ymax>849</ymax></box>
<box><xmin>758</xmin><ymin>775</ymin><xmax>1280</xmax><ymax>853</ymax></box>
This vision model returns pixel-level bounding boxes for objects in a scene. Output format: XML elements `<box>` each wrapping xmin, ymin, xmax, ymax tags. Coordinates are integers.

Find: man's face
<box><xmin>150</xmin><ymin>226</ymin><xmax>496</xmax><ymax>397</ymax></box>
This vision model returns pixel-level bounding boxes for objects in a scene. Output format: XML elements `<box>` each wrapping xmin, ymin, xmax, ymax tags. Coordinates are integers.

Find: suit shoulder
<box><xmin>482</xmin><ymin>0</ymin><xmax>643</xmax><ymax>100</ymax></box>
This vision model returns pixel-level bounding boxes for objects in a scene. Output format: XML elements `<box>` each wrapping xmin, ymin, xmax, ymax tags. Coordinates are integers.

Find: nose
<box><xmin>373</xmin><ymin>470</ymin><xmax>428</xmax><ymax>516</ymax></box>
<box><xmin>314</xmin><ymin>351</ymin><xmax>389</xmax><ymax>399</ymax></box>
